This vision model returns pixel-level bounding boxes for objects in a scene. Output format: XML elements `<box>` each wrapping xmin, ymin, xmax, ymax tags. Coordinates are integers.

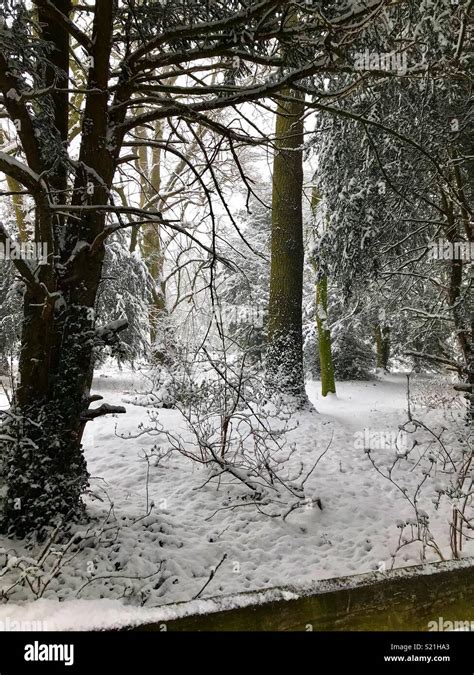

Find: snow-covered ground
<box><xmin>0</xmin><ymin>369</ymin><xmax>471</xmax><ymax>629</ymax></box>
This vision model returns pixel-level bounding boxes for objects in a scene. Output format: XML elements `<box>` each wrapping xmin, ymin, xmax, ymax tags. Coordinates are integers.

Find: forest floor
<box><xmin>0</xmin><ymin>368</ymin><xmax>470</xmax><ymax>629</ymax></box>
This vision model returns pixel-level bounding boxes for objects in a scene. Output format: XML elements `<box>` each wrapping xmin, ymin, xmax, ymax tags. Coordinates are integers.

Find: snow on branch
<box><xmin>80</xmin><ymin>403</ymin><xmax>126</xmax><ymax>422</ymax></box>
<box><xmin>95</xmin><ymin>318</ymin><xmax>129</xmax><ymax>342</ymax></box>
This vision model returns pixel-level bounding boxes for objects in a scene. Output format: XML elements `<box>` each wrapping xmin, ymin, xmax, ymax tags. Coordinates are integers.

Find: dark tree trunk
<box><xmin>374</xmin><ymin>324</ymin><xmax>391</xmax><ymax>371</ymax></box>
<box><xmin>0</xmin><ymin>0</ymin><xmax>126</xmax><ymax>537</ymax></box>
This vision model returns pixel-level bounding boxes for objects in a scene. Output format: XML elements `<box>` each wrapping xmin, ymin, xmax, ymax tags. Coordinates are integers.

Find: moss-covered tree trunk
<box><xmin>311</xmin><ymin>186</ymin><xmax>336</xmax><ymax>397</ymax></box>
<box><xmin>316</xmin><ymin>275</ymin><xmax>336</xmax><ymax>396</ymax></box>
<box><xmin>266</xmin><ymin>87</ymin><xmax>307</xmax><ymax>404</ymax></box>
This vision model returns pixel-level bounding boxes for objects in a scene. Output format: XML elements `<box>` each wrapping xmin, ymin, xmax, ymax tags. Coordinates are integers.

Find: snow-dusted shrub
<box><xmin>95</xmin><ymin>238</ymin><xmax>152</xmax><ymax>365</ymax></box>
<box><xmin>131</xmin><ymin>347</ymin><xmax>327</xmax><ymax>519</ymax></box>
<box><xmin>0</xmin><ymin>501</ymin><xmax>165</xmax><ymax>605</ymax></box>
<box><xmin>332</xmin><ymin>329</ymin><xmax>374</xmax><ymax>381</ymax></box>
<box><xmin>304</xmin><ymin>326</ymin><xmax>374</xmax><ymax>382</ymax></box>
<box><xmin>409</xmin><ymin>376</ymin><xmax>466</xmax><ymax>414</ymax></box>
<box><xmin>303</xmin><ymin>323</ymin><xmax>320</xmax><ymax>380</ymax></box>
<box><xmin>218</xmin><ymin>199</ymin><xmax>270</xmax><ymax>364</ymax></box>
<box><xmin>122</xmin><ymin>364</ymin><xmax>175</xmax><ymax>409</ymax></box>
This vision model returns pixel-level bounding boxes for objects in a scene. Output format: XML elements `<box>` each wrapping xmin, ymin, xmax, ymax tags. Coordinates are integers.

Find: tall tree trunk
<box><xmin>445</xmin><ymin>150</ymin><xmax>472</xmax><ymax>423</ymax></box>
<box><xmin>139</xmin><ymin>120</ymin><xmax>168</xmax><ymax>361</ymax></box>
<box><xmin>0</xmin><ymin>0</ymin><xmax>125</xmax><ymax>537</ymax></box>
<box><xmin>311</xmin><ymin>185</ymin><xmax>336</xmax><ymax>397</ymax></box>
<box><xmin>0</xmin><ymin>128</ymin><xmax>27</xmax><ymax>243</ymax></box>
<box><xmin>316</xmin><ymin>275</ymin><xmax>337</xmax><ymax>396</ymax></box>
<box><xmin>374</xmin><ymin>324</ymin><xmax>391</xmax><ymax>370</ymax></box>
<box><xmin>0</xmin><ymin>128</ymin><xmax>26</xmax><ymax>376</ymax></box>
<box><xmin>266</xmin><ymin>87</ymin><xmax>307</xmax><ymax>405</ymax></box>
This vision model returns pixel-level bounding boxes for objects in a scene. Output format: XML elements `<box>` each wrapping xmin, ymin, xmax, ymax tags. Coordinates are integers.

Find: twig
<box><xmin>192</xmin><ymin>553</ymin><xmax>227</xmax><ymax>600</ymax></box>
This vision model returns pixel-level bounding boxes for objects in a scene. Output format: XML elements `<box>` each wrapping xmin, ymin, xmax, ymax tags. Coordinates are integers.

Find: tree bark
<box><xmin>139</xmin><ymin>120</ymin><xmax>168</xmax><ymax>361</ymax></box>
<box><xmin>311</xmin><ymin>185</ymin><xmax>336</xmax><ymax>397</ymax></box>
<box><xmin>316</xmin><ymin>275</ymin><xmax>336</xmax><ymax>396</ymax></box>
<box><xmin>266</xmin><ymin>87</ymin><xmax>307</xmax><ymax>405</ymax></box>
<box><xmin>374</xmin><ymin>324</ymin><xmax>391</xmax><ymax>371</ymax></box>
<box><xmin>0</xmin><ymin>0</ymin><xmax>124</xmax><ymax>537</ymax></box>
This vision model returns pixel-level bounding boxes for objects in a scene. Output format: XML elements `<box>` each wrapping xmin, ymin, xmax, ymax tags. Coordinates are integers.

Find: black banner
<box><xmin>0</xmin><ymin>631</ymin><xmax>470</xmax><ymax>673</ymax></box>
